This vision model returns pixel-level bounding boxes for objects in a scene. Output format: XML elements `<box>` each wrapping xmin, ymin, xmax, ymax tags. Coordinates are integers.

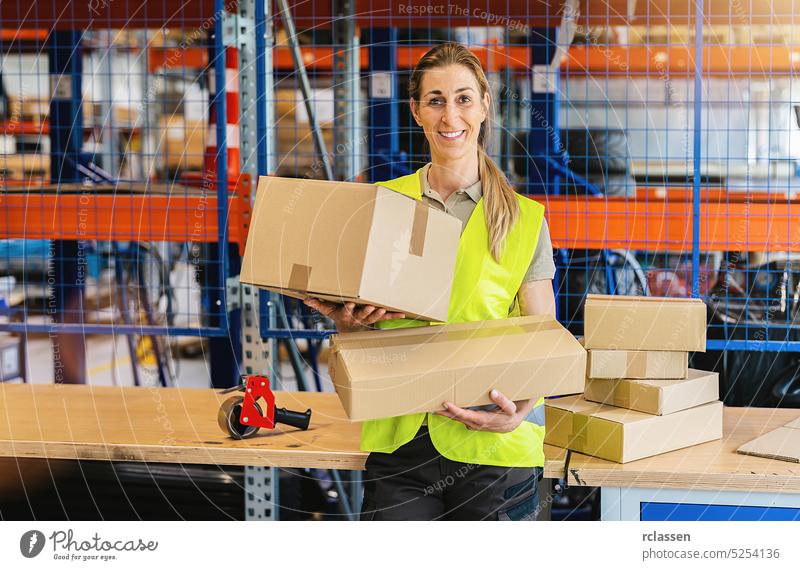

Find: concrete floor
<box><xmin>11</xmin><ymin>257</ymin><xmax>333</xmax><ymax>391</ymax></box>
<box><xmin>20</xmin><ymin>333</ymin><xmax>332</xmax><ymax>392</ymax></box>
<box><xmin>23</xmin><ymin>334</ymin><xmax>211</xmax><ymax>388</ymax></box>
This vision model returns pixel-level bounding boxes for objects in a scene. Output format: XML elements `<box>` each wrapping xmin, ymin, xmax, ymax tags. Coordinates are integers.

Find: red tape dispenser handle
<box><xmin>241</xmin><ymin>375</ymin><xmax>277</xmax><ymax>429</ymax></box>
<box><xmin>239</xmin><ymin>375</ymin><xmax>312</xmax><ymax>431</ymax></box>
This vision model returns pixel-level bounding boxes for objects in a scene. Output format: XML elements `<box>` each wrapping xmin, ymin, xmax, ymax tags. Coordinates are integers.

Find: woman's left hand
<box><xmin>435</xmin><ymin>389</ymin><xmax>530</xmax><ymax>433</ymax></box>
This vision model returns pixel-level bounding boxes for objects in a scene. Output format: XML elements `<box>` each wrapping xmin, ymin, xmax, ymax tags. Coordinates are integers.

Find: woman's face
<box><xmin>411</xmin><ymin>64</ymin><xmax>490</xmax><ymax>163</ymax></box>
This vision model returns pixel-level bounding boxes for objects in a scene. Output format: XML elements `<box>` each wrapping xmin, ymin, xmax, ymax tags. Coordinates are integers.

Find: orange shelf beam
<box><xmin>269</xmin><ymin>45</ymin><xmax>800</xmax><ymax>75</ymax></box>
<box><xmin>0</xmin><ymin>29</ymin><xmax>49</xmax><ymax>42</ymax></box>
<box><xmin>1</xmin><ymin>121</ymin><xmax>97</xmax><ymax>136</ymax></box>
<box><xmin>636</xmin><ymin>187</ymin><xmax>800</xmax><ymax>203</ymax></box>
<box><xmin>394</xmin><ymin>45</ymin><xmax>530</xmax><ymax>72</ymax></box>
<box><xmin>0</xmin><ymin>192</ymin><xmax>251</xmax><ymax>253</ymax></box>
<box><xmin>534</xmin><ymin>193</ymin><xmax>800</xmax><ymax>252</ymax></box>
<box><xmin>273</xmin><ymin>46</ymin><xmax>367</xmax><ymax>71</ymax></box>
<box><xmin>1</xmin><ymin>121</ymin><xmax>50</xmax><ymax>136</ymax></box>
<box><xmin>564</xmin><ymin>46</ymin><xmax>800</xmax><ymax>76</ymax></box>
<box><xmin>147</xmin><ymin>46</ymin><xmax>209</xmax><ymax>73</ymax></box>
<box><xmin>271</xmin><ymin>45</ymin><xmax>532</xmax><ymax>72</ymax></box>
<box><xmin>4</xmin><ymin>187</ymin><xmax>796</xmax><ymax>253</ymax></box>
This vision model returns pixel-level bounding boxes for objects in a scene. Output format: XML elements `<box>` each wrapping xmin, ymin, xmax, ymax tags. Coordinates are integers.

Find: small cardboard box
<box><xmin>545</xmin><ymin>395</ymin><xmax>723</xmax><ymax>463</ymax></box>
<box><xmin>583</xmin><ymin>294</ymin><xmax>707</xmax><ymax>352</ymax></box>
<box><xmin>158</xmin><ymin>116</ymin><xmax>205</xmax><ymax>170</ymax></box>
<box><xmin>329</xmin><ymin>315</ymin><xmax>587</xmax><ymax>421</ymax></box>
<box><xmin>583</xmin><ymin>368</ymin><xmax>719</xmax><ymax>415</ymax></box>
<box><xmin>587</xmin><ymin>348</ymin><xmax>688</xmax><ymax>379</ymax></box>
<box><xmin>240</xmin><ymin>176</ymin><xmax>461</xmax><ymax>322</ymax></box>
<box><xmin>737</xmin><ymin>417</ymin><xmax>800</xmax><ymax>463</ymax></box>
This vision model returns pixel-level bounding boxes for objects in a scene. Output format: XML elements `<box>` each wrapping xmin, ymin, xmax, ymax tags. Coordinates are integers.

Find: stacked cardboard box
<box><xmin>546</xmin><ymin>294</ymin><xmax>723</xmax><ymax>463</ymax></box>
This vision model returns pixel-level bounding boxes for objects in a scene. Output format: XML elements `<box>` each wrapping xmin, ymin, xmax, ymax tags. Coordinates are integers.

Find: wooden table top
<box><xmin>0</xmin><ymin>384</ymin><xmax>364</xmax><ymax>470</ymax></box>
<box><xmin>549</xmin><ymin>403</ymin><xmax>800</xmax><ymax>493</ymax></box>
<box><xmin>1</xmin><ymin>384</ymin><xmax>799</xmax><ymax>493</ymax></box>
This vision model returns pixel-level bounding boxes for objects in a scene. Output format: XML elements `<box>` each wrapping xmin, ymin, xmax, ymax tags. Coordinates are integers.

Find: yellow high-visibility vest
<box><xmin>359</xmin><ymin>167</ymin><xmax>547</xmax><ymax>467</ymax></box>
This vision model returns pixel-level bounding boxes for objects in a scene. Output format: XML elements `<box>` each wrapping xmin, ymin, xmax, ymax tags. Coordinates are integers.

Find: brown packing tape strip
<box><xmin>335</xmin><ymin>318</ymin><xmax>564</xmax><ymax>351</ymax></box>
<box><xmin>626</xmin><ymin>352</ymin><xmax>646</xmax><ymax>377</ymax></box>
<box><xmin>409</xmin><ymin>200</ymin><xmax>428</xmax><ymax>257</ymax></box>
<box><xmin>571</xmin><ymin>413</ymin><xmax>589</xmax><ymax>452</ymax></box>
<box><xmin>288</xmin><ymin>264</ymin><xmax>312</xmax><ymax>291</ymax></box>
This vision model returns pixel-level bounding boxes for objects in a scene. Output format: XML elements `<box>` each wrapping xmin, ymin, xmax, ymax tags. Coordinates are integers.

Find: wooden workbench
<box><xmin>0</xmin><ymin>384</ymin><xmax>364</xmax><ymax>470</ymax></box>
<box><xmin>554</xmin><ymin>407</ymin><xmax>800</xmax><ymax>494</ymax></box>
<box><xmin>1</xmin><ymin>384</ymin><xmax>799</xmax><ymax>496</ymax></box>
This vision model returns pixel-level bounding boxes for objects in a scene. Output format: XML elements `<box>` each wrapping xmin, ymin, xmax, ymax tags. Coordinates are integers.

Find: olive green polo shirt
<box><xmin>419</xmin><ymin>163</ymin><xmax>556</xmax><ymax>283</ymax></box>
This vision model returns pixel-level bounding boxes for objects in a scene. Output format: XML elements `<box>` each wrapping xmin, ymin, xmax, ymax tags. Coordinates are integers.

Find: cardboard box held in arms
<box><xmin>583</xmin><ymin>368</ymin><xmax>720</xmax><ymax>415</ymax></box>
<box><xmin>586</xmin><ymin>348</ymin><xmax>688</xmax><ymax>379</ymax></box>
<box><xmin>545</xmin><ymin>395</ymin><xmax>723</xmax><ymax>463</ymax></box>
<box><xmin>328</xmin><ymin>315</ymin><xmax>587</xmax><ymax>421</ymax></box>
<box><xmin>239</xmin><ymin>176</ymin><xmax>461</xmax><ymax>322</ymax></box>
<box><xmin>583</xmin><ymin>294</ymin><xmax>707</xmax><ymax>352</ymax></box>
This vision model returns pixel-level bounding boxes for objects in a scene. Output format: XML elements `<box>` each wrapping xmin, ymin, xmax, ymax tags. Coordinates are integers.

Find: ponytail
<box><xmin>479</xmin><ymin>147</ymin><xmax>519</xmax><ymax>261</ymax></box>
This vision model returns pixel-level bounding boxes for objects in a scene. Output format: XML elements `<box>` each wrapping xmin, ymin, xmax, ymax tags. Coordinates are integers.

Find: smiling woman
<box><xmin>305</xmin><ymin>43</ymin><xmax>556</xmax><ymax>521</ymax></box>
<box><xmin>408</xmin><ymin>47</ymin><xmax>519</xmax><ymax>262</ymax></box>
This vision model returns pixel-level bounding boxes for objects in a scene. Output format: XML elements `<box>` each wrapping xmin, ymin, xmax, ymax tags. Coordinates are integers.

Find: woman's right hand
<box><xmin>303</xmin><ymin>298</ymin><xmax>405</xmax><ymax>332</ymax></box>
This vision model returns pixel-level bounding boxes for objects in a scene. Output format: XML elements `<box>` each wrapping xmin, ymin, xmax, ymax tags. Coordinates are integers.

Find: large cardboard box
<box><xmin>329</xmin><ymin>315</ymin><xmax>586</xmax><ymax>421</ymax></box>
<box><xmin>545</xmin><ymin>395</ymin><xmax>723</xmax><ymax>463</ymax></box>
<box><xmin>583</xmin><ymin>369</ymin><xmax>719</xmax><ymax>415</ymax></box>
<box><xmin>583</xmin><ymin>294</ymin><xmax>707</xmax><ymax>352</ymax></box>
<box><xmin>240</xmin><ymin>176</ymin><xmax>461</xmax><ymax>322</ymax></box>
<box><xmin>737</xmin><ymin>418</ymin><xmax>800</xmax><ymax>463</ymax></box>
<box><xmin>587</xmin><ymin>348</ymin><xmax>688</xmax><ymax>379</ymax></box>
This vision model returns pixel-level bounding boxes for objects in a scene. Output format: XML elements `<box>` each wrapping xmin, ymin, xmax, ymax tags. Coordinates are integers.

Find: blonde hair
<box><xmin>409</xmin><ymin>42</ymin><xmax>519</xmax><ymax>262</ymax></box>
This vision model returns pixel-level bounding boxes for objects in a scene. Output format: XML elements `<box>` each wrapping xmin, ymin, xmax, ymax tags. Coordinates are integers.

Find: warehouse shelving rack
<box><xmin>12</xmin><ymin>2</ymin><xmax>786</xmax><ymax>375</ymax></box>
<box><xmin>57</xmin><ymin>2</ymin><xmax>800</xmax><ymax>353</ymax></box>
<box><xmin>0</xmin><ymin>2</ymin><xmax>254</xmax><ymax>387</ymax></box>
<box><xmin>0</xmin><ymin>0</ymin><xmax>287</xmax><ymax>519</ymax></box>
<box><xmin>4</xmin><ymin>0</ymin><xmax>800</xmax><ymax>519</ymax></box>
<box><xmin>256</xmin><ymin>0</ymin><xmax>800</xmax><ymax>523</ymax></box>
<box><xmin>355</xmin><ymin>2</ymin><xmax>800</xmax><ymax>354</ymax></box>
<box><xmin>247</xmin><ymin>0</ymin><xmax>800</xmax><ymax>521</ymax></box>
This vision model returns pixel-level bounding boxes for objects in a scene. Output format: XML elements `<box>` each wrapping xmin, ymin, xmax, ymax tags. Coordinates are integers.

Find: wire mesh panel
<box><xmin>0</xmin><ymin>1</ymin><xmax>247</xmax><ymax>385</ymax></box>
<box><xmin>3</xmin><ymin>2</ymin><xmax>800</xmax><ymax>398</ymax></box>
<box><xmin>267</xmin><ymin>2</ymin><xmax>800</xmax><ymax>407</ymax></box>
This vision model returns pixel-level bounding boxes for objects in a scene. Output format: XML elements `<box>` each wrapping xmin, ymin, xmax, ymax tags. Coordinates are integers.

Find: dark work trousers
<box><xmin>360</xmin><ymin>426</ymin><xmax>543</xmax><ymax>521</ymax></box>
